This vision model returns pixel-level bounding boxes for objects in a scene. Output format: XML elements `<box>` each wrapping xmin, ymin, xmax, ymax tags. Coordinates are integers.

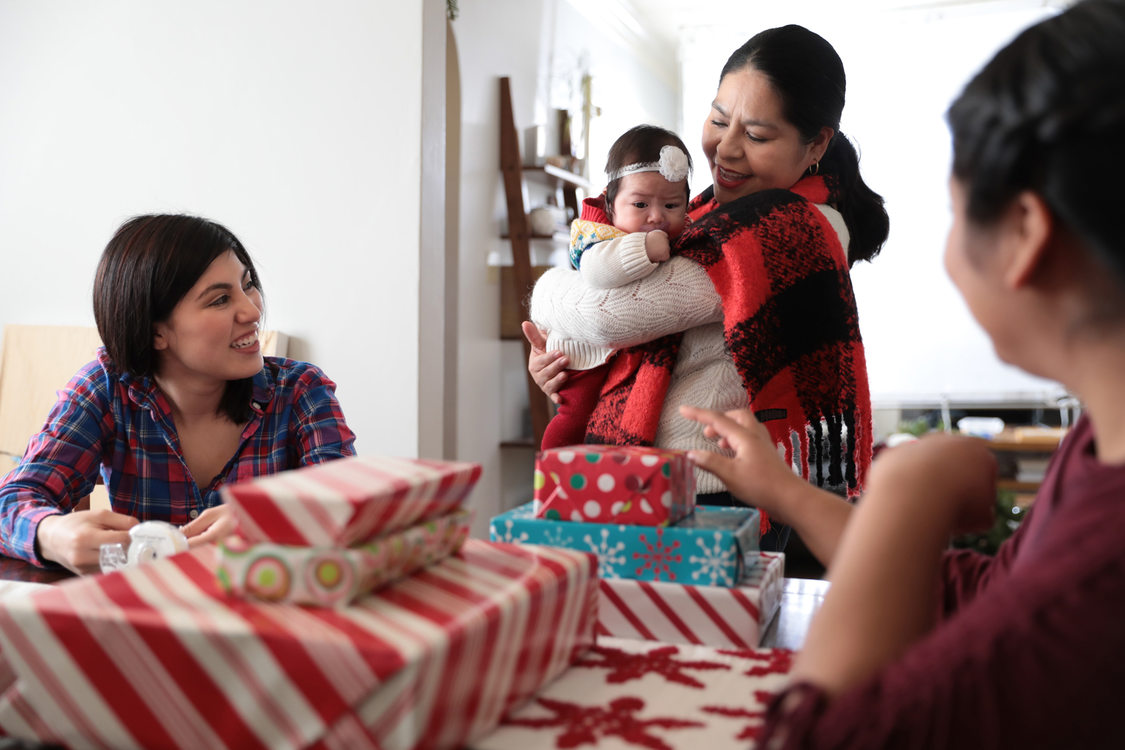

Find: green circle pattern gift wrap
<box><xmin>532</xmin><ymin>445</ymin><xmax>696</xmax><ymax>526</ymax></box>
<box><xmin>215</xmin><ymin>508</ymin><xmax>472</xmax><ymax>607</ymax></box>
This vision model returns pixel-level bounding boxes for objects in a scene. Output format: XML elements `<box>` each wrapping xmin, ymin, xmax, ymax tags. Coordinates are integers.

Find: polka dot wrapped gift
<box><xmin>533</xmin><ymin>445</ymin><xmax>695</xmax><ymax>526</ymax></box>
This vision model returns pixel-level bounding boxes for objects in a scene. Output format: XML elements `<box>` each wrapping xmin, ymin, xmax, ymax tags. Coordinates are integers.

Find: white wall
<box><xmin>0</xmin><ymin>0</ymin><xmax>437</xmax><ymax>456</ymax></box>
<box><xmin>451</xmin><ymin>0</ymin><xmax>680</xmax><ymax>536</ymax></box>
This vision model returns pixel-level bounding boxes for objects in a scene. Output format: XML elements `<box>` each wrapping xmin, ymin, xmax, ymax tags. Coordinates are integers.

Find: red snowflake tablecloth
<box><xmin>474</xmin><ymin>637</ymin><xmax>793</xmax><ymax>750</ymax></box>
<box><xmin>0</xmin><ymin>540</ymin><xmax>596</xmax><ymax>750</ymax></box>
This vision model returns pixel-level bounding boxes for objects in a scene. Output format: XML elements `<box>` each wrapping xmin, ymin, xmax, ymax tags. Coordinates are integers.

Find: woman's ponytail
<box><xmin>822</xmin><ymin>132</ymin><xmax>889</xmax><ymax>265</ymax></box>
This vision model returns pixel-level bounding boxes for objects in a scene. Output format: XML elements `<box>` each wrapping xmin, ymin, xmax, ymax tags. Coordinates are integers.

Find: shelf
<box><xmin>499</xmin><ymin>76</ymin><xmax>564</xmax><ymax>450</ymax></box>
<box><xmin>522</xmin><ymin>164</ymin><xmax>592</xmax><ymax>190</ymax></box>
<box><xmin>501</xmin><ymin>231</ymin><xmax>567</xmax><ymax>241</ymax></box>
<box><xmin>500</xmin><ymin>264</ymin><xmax>553</xmax><ymax>339</ymax></box>
<box><xmin>500</xmin><ymin>436</ymin><xmax>538</xmax><ymax>449</ymax></box>
<box><xmin>997</xmin><ymin>479</ymin><xmax>1043</xmax><ymax>492</ymax></box>
<box><xmin>986</xmin><ymin>427</ymin><xmax>1065</xmax><ymax>451</ymax></box>
<box><xmin>984</xmin><ymin>439</ymin><xmax>1058</xmax><ymax>453</ymax></box>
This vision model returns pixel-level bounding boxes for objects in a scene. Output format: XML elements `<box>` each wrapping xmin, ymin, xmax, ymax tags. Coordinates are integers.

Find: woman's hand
<box><xmin>679</xmin><ymin>405</ymin><xmax>808</xmax><ymax>519</ymax></box>
<box><xmin>865</xmin><ymin>432</ymin><xmax>997</xmax><ymax>534</ymax></box>
<box><xmin>181</xmin><ymin>505</ymin><xmax>238</xmax><ymax>548</ymax></box>
<box><xmin>680</xmin><ymin>404</ymin><xmax>855</xmax><ymax>566</ymax></box>
<box><xmin>522</xmin><ymin>321</ymin><xmax>568</xmax><ymax>403</ymax></box>
<box><xmin>36</xmin><ymin>509</ymin><xmax>137</xmax><ymax>575</ymax></box>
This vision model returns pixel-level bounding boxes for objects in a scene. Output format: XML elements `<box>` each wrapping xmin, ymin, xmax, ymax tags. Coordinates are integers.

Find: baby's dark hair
<box><xmin>948</xmin><ymin>0</ymin><xmax>1125</xmax><ymax>288</ymax></box>
<box><xmin>604</xmin><ymin>125</ymin><xmax>693</xmax><ymax>224</ymax></box>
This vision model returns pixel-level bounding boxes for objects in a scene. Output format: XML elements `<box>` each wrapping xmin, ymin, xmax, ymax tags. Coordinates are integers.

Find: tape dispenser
<box><xmin>99</xmin><ymin>520</ymin><xmax>190</xmax><ymax>573</ymax></box>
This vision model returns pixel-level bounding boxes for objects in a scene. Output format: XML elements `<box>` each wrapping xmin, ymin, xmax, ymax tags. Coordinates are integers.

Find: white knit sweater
<box><xmin>531</xmin><ymin>247</ymin><xmax>736</xmax><ymax>492</ymax></box>
<box><xmin>529</xmin><ymin>202</ymin><xmax>850</xmax><ymax>495</ymax></box>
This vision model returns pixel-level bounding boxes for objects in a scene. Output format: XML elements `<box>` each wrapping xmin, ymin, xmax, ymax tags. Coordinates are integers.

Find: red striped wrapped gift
<box><xmin>0</xmin><ymin>540</ymin><xmax>596</xmax><ymax>750</ymax></box>
<box><xmin>221</xmin><ymin>455</ymin><xmax>482</xmax><ymax>546</ymax></box>
<box><xmin>596</xmin><ymin>552</ymin><xmax>784</xmax><ymax>649</ymax></box>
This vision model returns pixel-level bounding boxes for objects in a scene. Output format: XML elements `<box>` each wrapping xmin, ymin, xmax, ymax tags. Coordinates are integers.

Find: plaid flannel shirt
<box><xmin>0</xmin><ymin>349</ymin><xmax>356</xmax><ymax>566</ymax></box>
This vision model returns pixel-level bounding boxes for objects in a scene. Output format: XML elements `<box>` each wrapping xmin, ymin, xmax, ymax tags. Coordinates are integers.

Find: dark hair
<box><xmin>93</xmin><ymin>214</ymin><xmax>262</xmax><ymax>422</ymax></box>
<box><xmin>721</xmin><ymin>25</ymin><xmax>889</xmax><ymax>264</ymax></box>
<box><xmin>604</xmin><ymin>125</ymin><xmax>693</xmax><ymax>224</ymax></box>
<box><xmin>948</xmin><ymin>0</ymin><xmax>1125</xmax><ymax>285</ymax></box>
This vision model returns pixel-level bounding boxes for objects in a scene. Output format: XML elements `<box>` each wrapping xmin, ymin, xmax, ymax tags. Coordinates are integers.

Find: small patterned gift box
<box><xmin>533</xmin><ymin>445</ymin><xmax>695</xmax><ymax>526</ymax></box>
<box><xmin>0</xmin><ymin>540</ymin><xmax>598</xmax><ymax>750</ymax></box>
<box><xmin>596</xmin><ymin>552</ymin><xmax>785</xmax><ymax>648</ymax></box>
<box><xmin>216</xmin><ymin>508</ymin><xmax>472</xmax><ymax>607</ymax></box>
<box><xmin>490</xmin><ymin>502</ymin><xmax>759</xmax><ymax>587</ymax></box>
<box><xmin>221</xmin><ymin>455</ymin><xmax>481</xmax><ymax>546</ymax></box>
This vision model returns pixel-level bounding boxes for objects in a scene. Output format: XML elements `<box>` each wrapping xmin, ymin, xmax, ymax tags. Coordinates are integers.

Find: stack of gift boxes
<box><xmin>0</xmin><ymin>456</ymin><xmax>598</xmax><ymax>750</ymax></box>
<box><xmin>215</xmin><ymin>455</ymin><xmax>482</xmax><ymax>606</ymax></box>
<box><xmin>490</xmin><ymin>444</ymin><xmax>784</xmax><ymax>649</ymax></box>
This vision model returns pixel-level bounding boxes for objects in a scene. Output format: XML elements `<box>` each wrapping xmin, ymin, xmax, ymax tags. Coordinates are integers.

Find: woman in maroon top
<box><xmin>682</xmin><ymin>1</ymin><xmax>1125</xmax><ymax>746</ymax></box>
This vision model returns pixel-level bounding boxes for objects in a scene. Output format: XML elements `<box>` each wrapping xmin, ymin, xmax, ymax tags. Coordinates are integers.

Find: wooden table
<box><xmin>0</xmin><ymin>555</ymin><xmax>71</xmax><ymax>584</ymax></box>
<box><xmin>760</xmin><ymin>576</ymin><xmax>830</xmax><ymax>650</ymax></box>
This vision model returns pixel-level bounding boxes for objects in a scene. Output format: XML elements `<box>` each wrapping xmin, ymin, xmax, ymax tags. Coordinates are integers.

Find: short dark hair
<box><xmin>721</xmin><ymin>25</ymin><xmax>889</xmax><ymax>264</ymax></box>
<box><xmin>948</xmin><ymin>0</ymin><xmax>1125</xmax><ymax>286</ymax></box>
<box><xmin>93</xmin><ymin>214</ymin><xmax>262</xmax><ymax>421</ymax></box>
<box><xmin>604</xmin><ymin>125</ymin><xmax>693</xmax><ymax>224</ymax></box>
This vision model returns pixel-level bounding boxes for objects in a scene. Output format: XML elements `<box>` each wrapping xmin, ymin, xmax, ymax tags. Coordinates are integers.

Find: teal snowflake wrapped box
<box><xmin>489</xmin><ymin>502</ymin><xmax>758</xmax><ymax>587</ymax></box>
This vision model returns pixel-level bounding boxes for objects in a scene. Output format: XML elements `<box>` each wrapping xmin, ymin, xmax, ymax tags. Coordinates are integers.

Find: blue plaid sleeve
<box><xmin>0</xmin><ymin>361</ymin><xmax>113</xmax><ymax>563</ymax></box>
<box><xmin>290</xmin><ymin>365</ymin><xmax>357</xmax><ymax>465</ymax></box>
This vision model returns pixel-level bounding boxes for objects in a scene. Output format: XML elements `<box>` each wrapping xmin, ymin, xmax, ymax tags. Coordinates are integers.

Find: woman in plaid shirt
<box><xmin>0</xmin><ymin>214</ymin><xmax>356</xmax><ymax>573</ymax></box>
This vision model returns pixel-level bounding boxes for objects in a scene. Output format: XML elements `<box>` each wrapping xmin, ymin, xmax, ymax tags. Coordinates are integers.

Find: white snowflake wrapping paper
<box><xmin>490</xmin><ymin>502</ymin><xmax>759</xmax><ymax>587</ymax></box>
<box><xmin>597</xmin><ymin>552</ymin><xmax>784</xmax><ymax>649</ymax></box>
<box><xmin>473</xmin><ymin>637</ymin><xmax>793</xmax><ymax>750</ymax></box>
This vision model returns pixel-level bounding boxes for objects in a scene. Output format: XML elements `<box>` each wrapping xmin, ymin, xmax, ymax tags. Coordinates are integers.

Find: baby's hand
<box><xmin>645</xmin><ymin>230</ymin><xmax>670</xmax><ymax>263</ymax></box>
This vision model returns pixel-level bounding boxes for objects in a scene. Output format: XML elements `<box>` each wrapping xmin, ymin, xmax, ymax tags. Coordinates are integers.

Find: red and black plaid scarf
<box><xmin>584</xmin><ymin>175</ymin><xmax>872</xmax><ymax>497</ymax></box>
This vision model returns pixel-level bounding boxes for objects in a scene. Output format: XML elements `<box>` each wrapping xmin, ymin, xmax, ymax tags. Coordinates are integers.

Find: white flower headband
<box><xmin>607</xmin><ymin>145</ymin><xmax>690</xmax><ymax>183</ymax></box>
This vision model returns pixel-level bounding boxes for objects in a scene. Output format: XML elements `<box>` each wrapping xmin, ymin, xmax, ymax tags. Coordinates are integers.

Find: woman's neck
<box><xmin>153</xmin><ymin>373</ymin><xmax>227</xmax><ymax>424</ymax></box>
<box><xmin>1060</xmin><ymin>337</ymin><xmax>1125</xmax><ymax>464</ymax></box>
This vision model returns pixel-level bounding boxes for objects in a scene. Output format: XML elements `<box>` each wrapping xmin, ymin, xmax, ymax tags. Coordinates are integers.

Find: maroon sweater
<box><xmin>761</xmin><ymin>414</ymin><xmax>1125</xmax><ymax>749</ymax></box>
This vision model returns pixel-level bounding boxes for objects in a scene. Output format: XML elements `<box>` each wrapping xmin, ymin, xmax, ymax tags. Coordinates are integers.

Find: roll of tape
<box><xmin>125</xmin><ymin>521</ymin><xmax>190</xmax><ymax>567</ymax></box>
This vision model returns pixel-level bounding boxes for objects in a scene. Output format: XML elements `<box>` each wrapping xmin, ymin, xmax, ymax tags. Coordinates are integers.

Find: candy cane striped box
<box><xmin>221</xmin><ymin>455</ymin><xmax>482</xmax><ymax>546</ymax></box>
<box><xmin>0</xmin><ymin>540</ymin><xmax>597</xmax><ymax>750</ymax></box>
<box><xmin>596</xmin><ymin>552</ymin><xmax>784</xmax><ymax>649</ymax></box>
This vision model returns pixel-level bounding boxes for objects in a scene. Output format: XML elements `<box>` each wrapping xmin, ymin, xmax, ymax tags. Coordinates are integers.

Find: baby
<box><xmin>533</xmin><ymin>124</ymin><xmax>692</xmax><ymax>449</ymax></box>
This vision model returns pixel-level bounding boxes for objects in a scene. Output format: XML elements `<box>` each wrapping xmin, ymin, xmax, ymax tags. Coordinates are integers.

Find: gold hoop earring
<box><xmin>807</xmin><ymin>160</ymin><xmax>820</xmax><ymax>176</ymax></box>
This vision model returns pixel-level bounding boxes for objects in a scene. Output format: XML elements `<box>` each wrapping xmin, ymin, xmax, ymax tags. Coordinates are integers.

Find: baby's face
<box><xmin>611</xmin><ymin>171</ymin><xmax>688</xmax><ymax>238</ymax></box>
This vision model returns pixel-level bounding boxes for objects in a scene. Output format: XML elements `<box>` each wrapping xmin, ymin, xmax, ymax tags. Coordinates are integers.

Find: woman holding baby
<box><xmin>526</xmin><ymin>24</ymin><xmax>889</xmax><ymax>551</ymax></box>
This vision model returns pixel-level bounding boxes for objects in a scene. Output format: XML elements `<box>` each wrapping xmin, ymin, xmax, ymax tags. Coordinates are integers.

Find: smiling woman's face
<box><xmin>701</xmin><ymin>67</ymin><xmax>830</xmax><ymax>204</ymax></box>
<box><xmin>153</xmin><ymin>249</ymin><xmax>264</xmax><ymax>386</ymax></box>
